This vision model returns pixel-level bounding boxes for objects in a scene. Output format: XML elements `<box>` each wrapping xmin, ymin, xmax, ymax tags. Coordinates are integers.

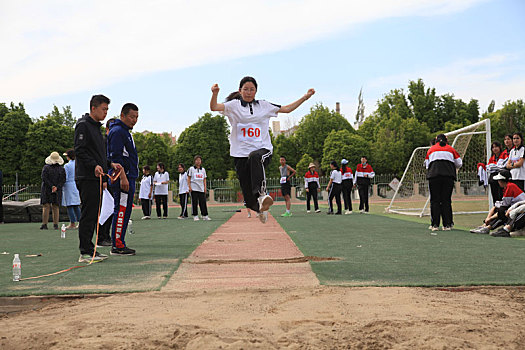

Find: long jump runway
<box><xmin>164</xmin><ymin>211</ymin><xmax>319</xmax><ymax>291</ymax></box>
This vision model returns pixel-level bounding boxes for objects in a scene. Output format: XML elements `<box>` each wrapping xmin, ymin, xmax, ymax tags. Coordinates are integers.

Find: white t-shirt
<box><xmin>139</xmin><ymin>175</ymin><xmax>153</xmax><ymax>199</ymax></box>
<box><xmin>330</xmin><ymin>169</ymin><xmax>342</xmax><ymax>184</ymax></box>
<box><xmin>153</xmin><ymin>171</ymin><xmax>170</xmax><ymax>195</ymax></box>
<box><xmin>221</xmin><ymin>99</ymin><xmax>280</xmax><ymax>157</ymax></box>
<box><xmin>187</xmin><ymin>166</ymin><xmax>207</xmax><ymax>193</ymax></box>
<box><xmin>178</xmin><ymin>172</ymin><xmax>189</xmax><ymax>194</ymax></box>
<box><xmin>509</xmin><ymin>146</ymin><xmax>525</xmax><ymax>180</ymax></box>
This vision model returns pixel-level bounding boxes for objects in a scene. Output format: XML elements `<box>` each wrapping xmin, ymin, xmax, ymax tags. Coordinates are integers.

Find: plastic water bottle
<box><xmin>128</xmin><ymin>219</ymin><xmax>134</xmax><ymax>234</ymax></box>
<box><xmin>13</xmin><ymin>254</ymin><xmax>21</xmax><ymax>282</ymax></box>
<box><xmin>61</xmin><ymin>224</ymin><xmax>66</xmax><ymax>239</ymax></box>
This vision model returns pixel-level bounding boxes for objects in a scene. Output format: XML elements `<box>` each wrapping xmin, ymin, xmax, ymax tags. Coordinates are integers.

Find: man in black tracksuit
<box><xmin>74</xmin><ymin>95</ymin><xmax>120</xmax><ymax>263</ymax></box>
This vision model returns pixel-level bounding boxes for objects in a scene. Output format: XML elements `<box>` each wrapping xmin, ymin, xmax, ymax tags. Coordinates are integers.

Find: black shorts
<box><xmin>281</xmin><ymin>183</ymin><xmax>291</xmax><ymax>197</ymax></box>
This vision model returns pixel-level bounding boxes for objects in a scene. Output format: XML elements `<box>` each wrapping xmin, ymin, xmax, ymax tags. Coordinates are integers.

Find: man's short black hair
<box><xmin>280</xmin><ymin>155</ymin><xmax>286</xmax><ymax>160</ymax></box>
<box><xmin>143</xmin><ymin>165</ymin><xmax>150</xmax><ymax>171</ymax></box>
<box><xmin>121</xmin><ymin>103</ymin><xmax>138</xmax><ymax>116</ymax></box>
<box><xmin>105</xmin><ymin>117</ymin><xmax>118</xmax><ymax>129</ymax></box>
<box><xmin>90</xmin><ymin>94</ymin><xmax>110</xmax><ymax>110</ymax></box>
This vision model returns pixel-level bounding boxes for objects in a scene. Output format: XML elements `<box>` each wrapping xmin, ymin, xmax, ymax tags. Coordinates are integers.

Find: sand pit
<box><xmin>1</xmin><ymin>212</ymin><xmax>524</xmax><ymax>349</ymax></box>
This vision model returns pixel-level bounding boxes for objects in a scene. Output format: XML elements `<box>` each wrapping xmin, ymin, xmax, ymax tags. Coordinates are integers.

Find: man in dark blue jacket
<box><xmin>107</xmin><ymin>103</ymin><xmax>139</xmax><ymax>255</ymax></box>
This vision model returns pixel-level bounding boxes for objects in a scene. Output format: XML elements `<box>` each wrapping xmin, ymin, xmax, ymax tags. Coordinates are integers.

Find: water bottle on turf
<box><xmin>128</xmin><ymin>219</ymin><xmax>134</xmax><ymax>234</ymax></box>
<box><xmin>61</xmin><ymin>224</ymin><xmax>66</xmax><ymax>239</ymax></box>
<box><xmin>13</xmin><ymin>254</ymin><xmax>21</xmax><ymax>282</ymax></box>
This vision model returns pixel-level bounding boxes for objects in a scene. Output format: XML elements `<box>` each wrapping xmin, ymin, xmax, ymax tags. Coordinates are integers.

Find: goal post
<box><xmin>386</xmin><ymin>119</ymin><xmax>491</xmax><ymax>217</ymax></box>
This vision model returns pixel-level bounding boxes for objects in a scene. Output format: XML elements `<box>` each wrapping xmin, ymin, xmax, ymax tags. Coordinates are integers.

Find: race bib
<box><xmin>237</xmin><ymin>123</ymin><xmax>262</xmax><ymax>143</ymax></box>
<box><xmin>193</xmin><ymin>173</ymin><xmax>204</xmax><ymax>181</ymax></box>
<box><xmin>280</xmin><ymin>176</ymin><xmax>287</xmax><ymax>184</ymax></box>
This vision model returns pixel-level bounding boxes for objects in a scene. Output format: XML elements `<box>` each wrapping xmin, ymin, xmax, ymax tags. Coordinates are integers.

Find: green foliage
<box><xmin>484</xmin><ymin>99</ymin><xmax>525</xmax><ymax>143</ymax></box>
<box><xmin>321</xmin><ymin>130</ymin><xmax>369</xmax><ymax>174</ymax></box>
<box><xmin>173</xmin><ymin>113</ymin><xmax>231</xmax><ymax>180</ymax></box>
<box><xmin>134</xmin><ymin>132</ymin><xmax>174</xmax><ymax>173</ymax></box>
<box><xmin>21</xmin><ymin>118</ymin><xmax>74</xmax><ymax>183</ymax></box>
<box><xmin>0</xmin><ymin>104</ymin><xmax>33</xmax><ymax>183</ymax></box>
<box><xmin>296</xmin><ymin>154</ymin><xmax>314</xmax><ymax>178</ymax></box>
<box><xmin>295</xmin><ymin>103</ymin><xmax>354</xmax><ymax>164</ymax></box>
<box><xmin>39</xmin><ymin>105</ymin><xmax>76</xmax><ymax>128</ymax></box>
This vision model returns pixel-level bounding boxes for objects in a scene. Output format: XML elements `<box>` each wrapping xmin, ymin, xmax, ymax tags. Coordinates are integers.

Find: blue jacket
<box><xmin>107</xmin><ymin>119</ymin><xmax>139</xmax><ymax>180</ymax></box>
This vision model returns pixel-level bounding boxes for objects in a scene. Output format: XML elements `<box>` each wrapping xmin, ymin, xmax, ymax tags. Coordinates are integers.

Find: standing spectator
<box><xmin>341</xmin><ymin>159</ymin><xmax>354</xmax><ymax>215</ymax></box>
<box><xmin>97</xmin><ymin>118</ymin><xmax>118</xmax><ymax>247</ymax></box>
<box><xmin>139</xmin><ymin>165</ymin><xmax>153</xmax><ymax>220</ymax></box>
<box><xmin>0</xmin><ymin>169</ymin><xmax>3</xmax><ymax>224</ymax></box>
<box><xmin>486</xmin><ymin>142</ymin><xmax>507</xmax><ymax>203</ymax></box>
<box><xmin>279</xmin><ymin>156</ymin><xmax>296</xmax><ymax>217</ymax></box>
<box><xmin>62</xmin><ymin>149</ymin><xmax>81</xmax><ymax>229</ymax></box>
<box><xmin>75</xmin><ymin>94</ymin><xmax>120</xmax><ymax>263</ymax></box>
<box><xmin>177</xmin><ymin>163</ymin><xmax>189</xmax><ymax>219</ymax></box>
<box><xmin>326</xmin><ymin>161</ymin><xmax>342</xmax><ymax>215</ymax></box>
<box><xmin>354</xmin><ymin>156</ymin><xmax>375</xmax><ymax>213</ymax></box>
<box><xmin>210</xmin><ymin>76</ymin><xmax>315</xmax><ymax>223</ymax></box>
<box><xmin>425</xmin><ymin>134</ymin><xmax>462</xmax><ymax>231</ymax></box>
<box><xmin>187</xmin><ymin>155</ymin><xmax>210</xmax><ymax>221</ymax></box>
<box><xmin>506</xmin><ymin>132</ymin><xmax>525</xmax><ymax>191</ymax></box>
<box><xmin>107</xmin><ymin>103</ymin><xmax>139</xmax><ymax>256</ymax></box>
<box><xmin>153</xmin><ymin>162</ymin><xmax>169</xmax><ymax>219</ymax></box>
<box><xmin>304</xmin><ymin>163</ymin><xmax>320</xmax><ymax>213</ymax></box>
<box><xmin>40</xmin><ymin>152</ymin><xmax>66</xmax><ymax>230</ymax></box>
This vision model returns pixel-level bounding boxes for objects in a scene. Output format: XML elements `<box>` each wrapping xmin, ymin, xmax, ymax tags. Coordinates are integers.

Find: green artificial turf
<box><xmin>273</xmin><ymin>204</ymin><xmax>525</xmax><ymax>287</ymax></box>
<box><xmin>0</xmin><ymin>207</ymin><xmax>235</xmax><ymax>296</ymax></box>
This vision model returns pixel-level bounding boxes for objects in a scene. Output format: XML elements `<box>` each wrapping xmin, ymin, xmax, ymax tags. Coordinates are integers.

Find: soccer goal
<box><xmin>386</xmin><ymin>119</ymin><xmax>491</xmax><ymax>217</ymax></box>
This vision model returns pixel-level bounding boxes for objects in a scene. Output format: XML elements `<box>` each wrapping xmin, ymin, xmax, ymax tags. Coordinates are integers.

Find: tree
<box><xmin>296</xmin><ymin>154</ymin><xmax>315</xmax><ymax>179</ymax></box>
<box><xmin>355</xmin><ymin>88</ymin><xmax>365</xmax><ymax>127</ymax></box>
<box><xmin>485</xmin><ymin>99</ymin><xmax>525</xmax><ymax>143</ymax></box>
<box><xmin>40</xmin><ymin>105</ymin><xmax>77</xmax><ymax>128</ymax></box>
<box><xmin>133</xmin><ymin>132</ymin><xmax>174</xmax><ymax>173</ymax></box>
<box><xmin>0</xmin><ymin>104</ymin><xmax>33</xmax><ymax>183</ymax></box>
<box><xmin>21</xmin><ymin>118</ymin><xmax>74</xmax><ymax>183</ymax></box>
<box><xmin>295</xmin><ymin>103</ymin><xmax>354</xmax><ymax>165</ymax></box>
<box><xmin>321</xmin><ymin>130</ymin><xmax>369</xmax><ymax>174</ymax></box>
<box><xmin>173</xmin><ymin>113</ymin><xmax>232</xmax><ymax>180</ymax></box>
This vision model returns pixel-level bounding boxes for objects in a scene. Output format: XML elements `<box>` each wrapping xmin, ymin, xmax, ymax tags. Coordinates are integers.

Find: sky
<box><xmin>1</xmin><ymin>0</ymin><xmax>524</xmax><ymax>137</ymax></box>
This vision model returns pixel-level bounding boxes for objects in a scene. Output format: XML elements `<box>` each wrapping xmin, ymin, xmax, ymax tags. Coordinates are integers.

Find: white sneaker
<box><xmin>306</xmin><ymin>210</ymin><xmax>311</xmax><ymax>213</ymax></box>
<box><xmin>359</xmin><ymin>209</ymin><xmax>365</xmax><ymax>214</ymax></box>
<box><xmin>315</xmin><ymin>209</ymin><xmax>321</xmax><ymax>213</ymax></box>
<box><xmin>258</xmin><ymin>194</ymin><xmax>273</xmax><ymax>212</ymax></box>
<box><xmin>193</xmin><ymin>216</ymin><xmax>200</xmax><ymax>221</ymax></box>
<box><xmin>257</xmin><ymin>211</ymin><xmax>268</xmax><ymax>224</ymax></box>
<box><xmin>247</xmin><ymin>212</ymin><xmax>252</xmax><ymax>218</ymax></box>
<box><xmin>202</xmin><ymin>216</ymin><xmax>211</xmax><ymax>221</ymax></box>
<box><xmin>345</xmin><ymin>210</ymin><xmax>352</xmax><ymax>215</ymax></box>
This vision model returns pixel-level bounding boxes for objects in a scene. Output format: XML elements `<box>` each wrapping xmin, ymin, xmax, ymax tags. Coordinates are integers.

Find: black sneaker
<box><xmin>490</xmin><ymin>228</ymin><xmax>510</xmax><ymax>237</ymax></box>
<box><xmin>110</xmin><ymin>247</ymin><xmax>136</xmax><ymax>255</ymax></box>
<box><xmin>39</xmin><ymin>224</ymin><xmax>48</xmax><ymax>230</ymax></box>
<box><xmin>53</xmin><ymin>224</ymin><xmax>59</xmax><ymax>230</ymax></box>
<box><xmin>327</xmin><ymin>212</ymin><xmax>334</xmax><ymax>215</ymax></box>
<box><xmin>96</xmin><ymin>240</ymin><xmax>112</xmax><ymax>247</ymax></box>
<box><xmin>335</xmin><ymin>212</ymin><xmax>342</xmax><ymax>215</ymax></box>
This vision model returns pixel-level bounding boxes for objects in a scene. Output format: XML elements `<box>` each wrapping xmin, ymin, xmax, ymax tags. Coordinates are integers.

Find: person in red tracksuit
<box><xmin>354</xmin><ymin>156</ymin><xmax>375</xmax><ymax>213</ymax></box>
<box><xmin>304</xmin><ymin>163</ymin><xmax>320</xmax><ymax>213</ymax></box>
<box><xmin>425</xmin><ymin>134</ymin><xmax>462</xmax><ymax>231</ymax></box>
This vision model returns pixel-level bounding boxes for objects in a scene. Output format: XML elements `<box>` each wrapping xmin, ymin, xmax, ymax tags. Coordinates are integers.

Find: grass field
<box><xmin>0</xmin><ymin>206</ymin><xmax>235</xmax><ymax>296</ymax></box>
<box><xmin>273</xmin><ymin>201</ymin><xmax>525</xmax><ymax>287</ymax></box>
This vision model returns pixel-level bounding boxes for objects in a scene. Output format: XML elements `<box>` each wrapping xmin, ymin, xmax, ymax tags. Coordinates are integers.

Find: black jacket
<box><xmin>74</xmin><ymin>114</ymin><xmax>110</xmax><ymax>182</ymax></box>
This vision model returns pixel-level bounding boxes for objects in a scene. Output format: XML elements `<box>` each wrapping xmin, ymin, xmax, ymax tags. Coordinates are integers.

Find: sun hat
<box><xmin>45</xmin><ymin>151</ymin><xmax>64</xmax><ymax>165</ymax></box>
<box><xmin>341</xmin><ymin>159</ymin><xmax>349</xmax><ymax>165</ymax></box>
<box><xmin>493</xmin><ymin>169</ymin><xmax>511</xmax><ymax>181</ymax></box>
<box><xmin>308</xmin><ymin>163</ymin><xmax>316</xmax><ymax>168</ymax></box>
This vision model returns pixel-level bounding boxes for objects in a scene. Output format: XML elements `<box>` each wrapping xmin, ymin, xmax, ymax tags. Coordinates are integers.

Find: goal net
<box><xmin>386</xmin><ymin>119</ymin><xmax>491</xmax><ymax>217</ymax></box>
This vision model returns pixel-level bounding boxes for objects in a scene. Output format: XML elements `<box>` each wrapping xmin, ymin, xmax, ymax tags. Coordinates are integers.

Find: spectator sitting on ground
<box><xmin>470</xmin><ymin>170</ymin><xmax>525</xmax><ymax>235</ymax></box>
<box><xmin>490</xmin><ymin>199</ymin><xmax>525</xmax><ymax>237</ymax></box>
